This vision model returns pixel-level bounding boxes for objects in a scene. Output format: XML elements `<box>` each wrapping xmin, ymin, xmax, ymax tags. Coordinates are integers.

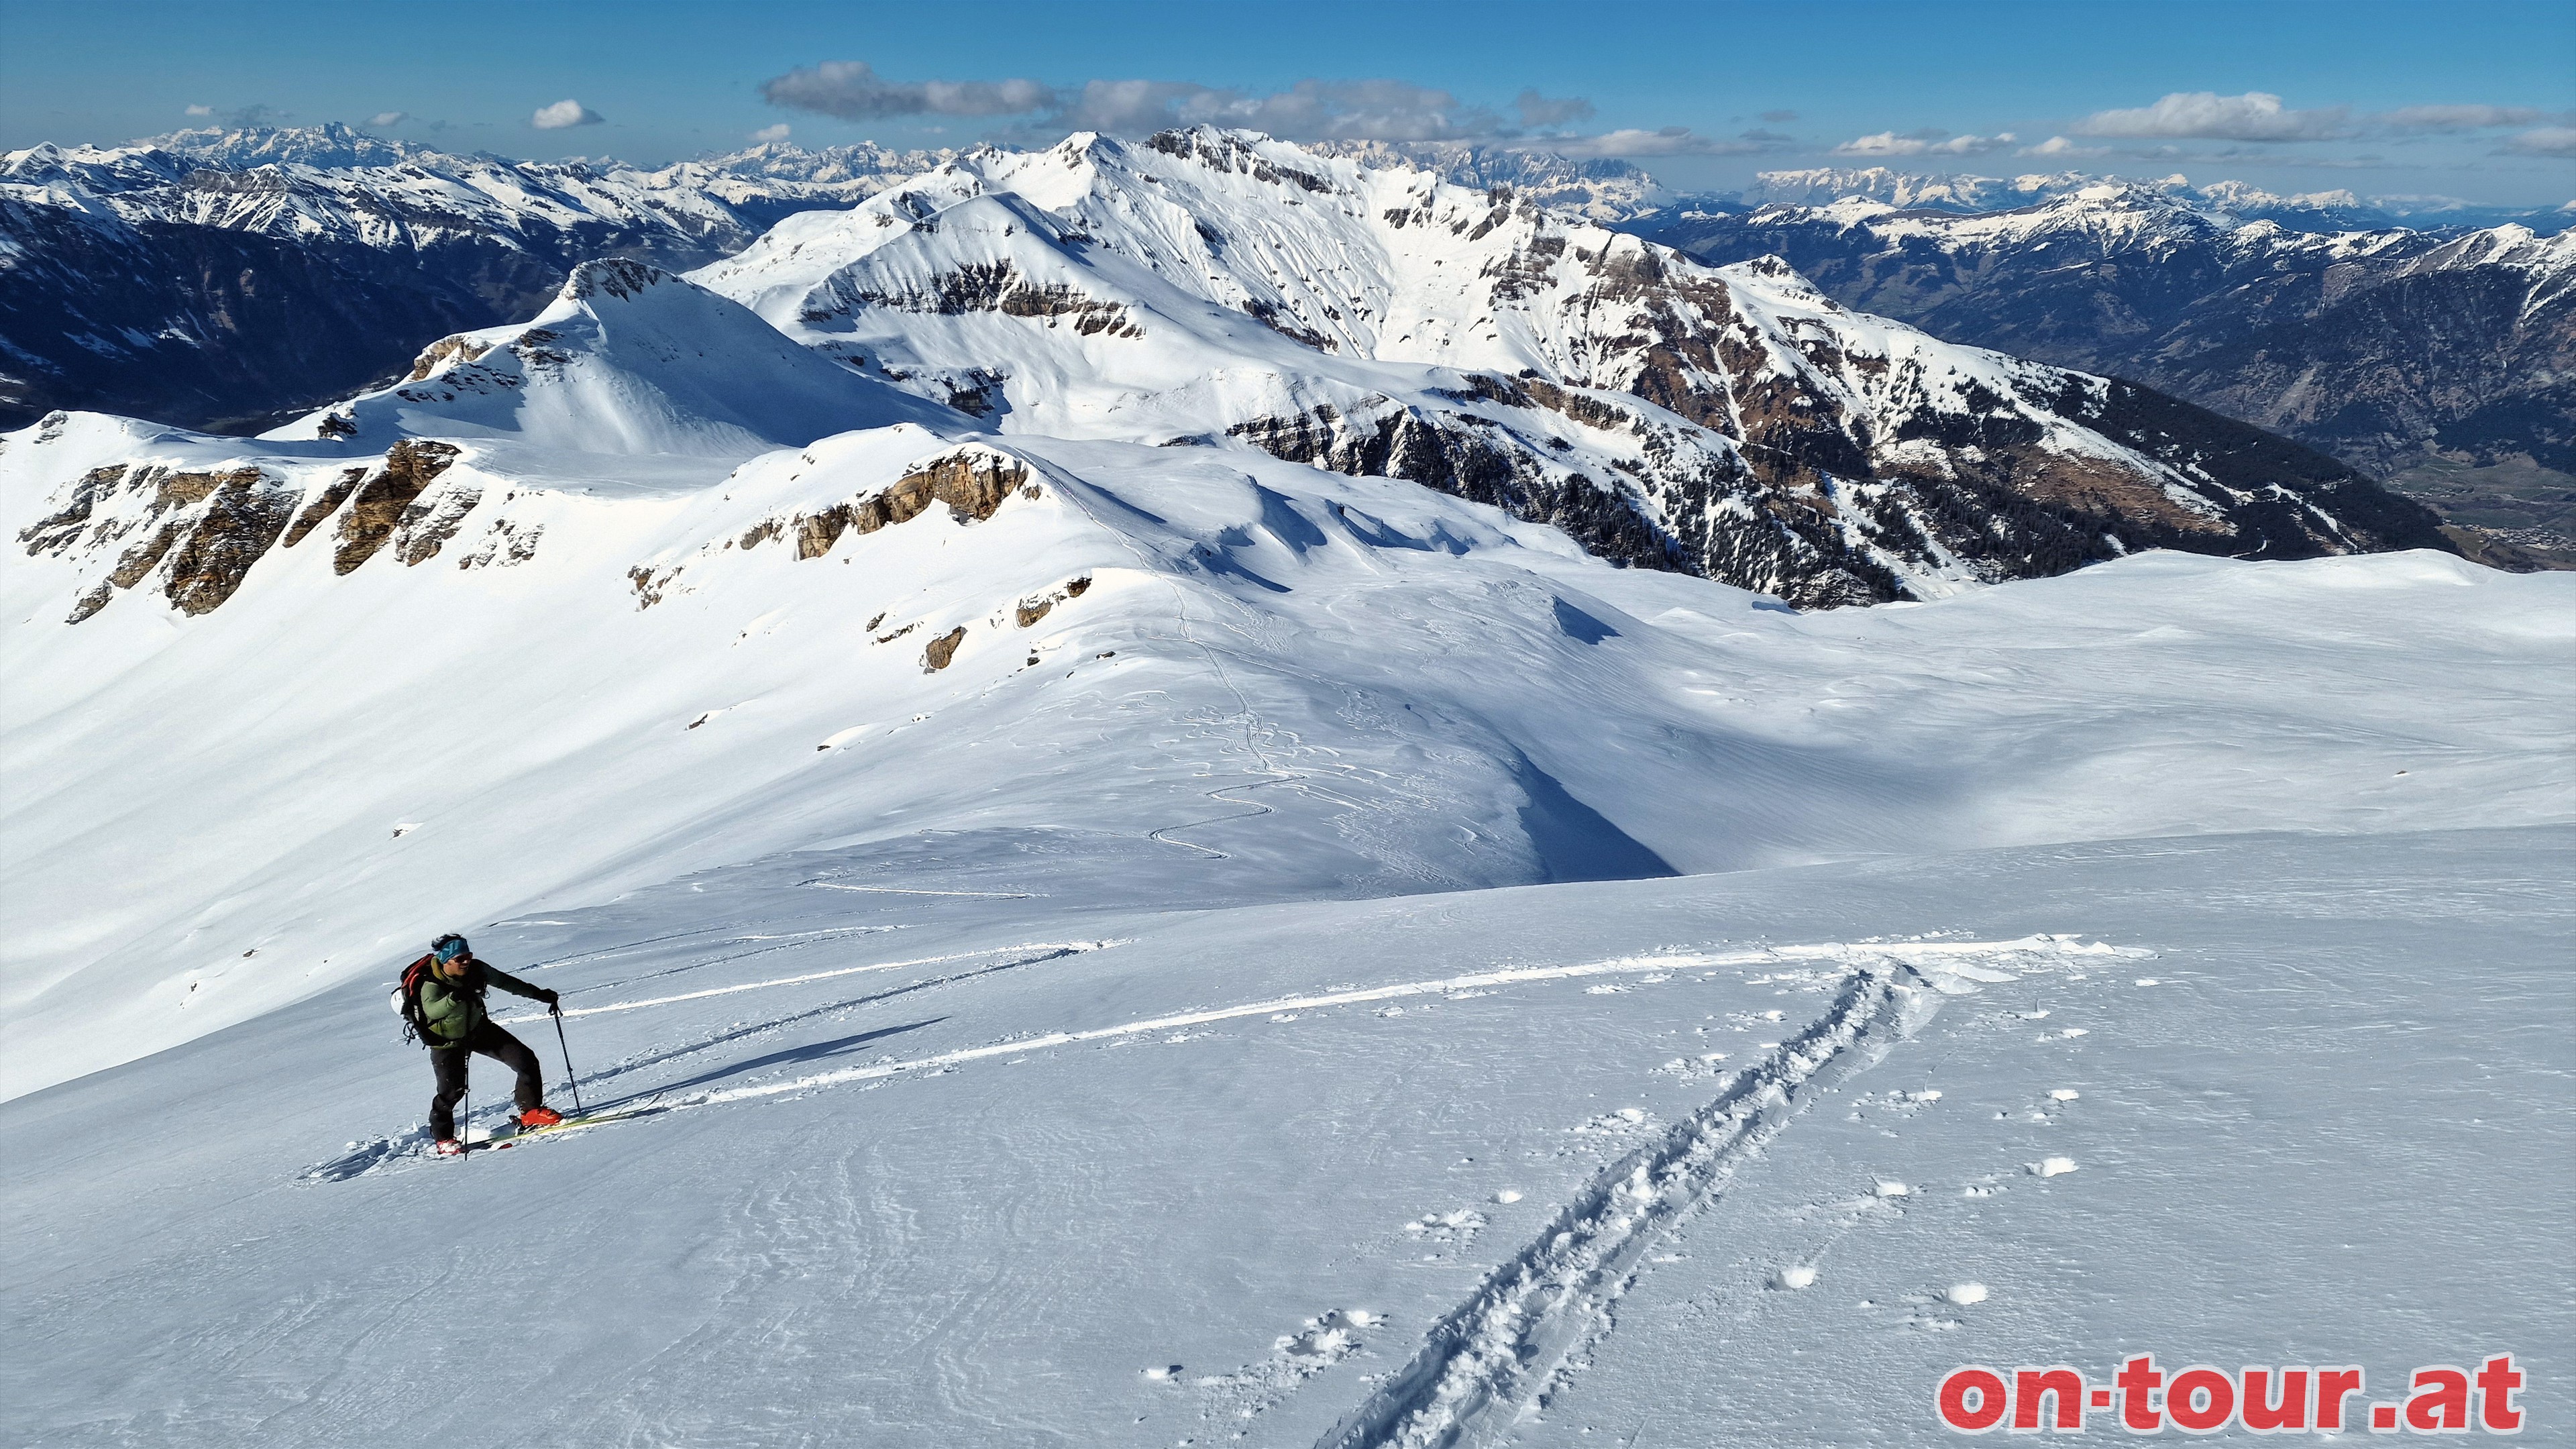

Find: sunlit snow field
<box><xmin>3</xmin><ymin>826</ymin><xmax>2567</xmax><ymax>1446</ymax></box>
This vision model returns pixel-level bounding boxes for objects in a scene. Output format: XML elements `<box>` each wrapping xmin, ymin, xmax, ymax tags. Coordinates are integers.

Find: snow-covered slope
<box><xmin>6</xmin><ymin>360</ymin><xmax>2570</xmax><ymax>1101</ymax></box>
<box><xmin>280</xmin><ymin>258</ymin><xmax>955</xmax><ymax>458</ymax></box>
<box><xmin>7</xmin><ymin>360</ymin><xmax>2569</xmax><ymax>1429</ymax></box>
<box><xmin>1303</xmin><ymin>139</ymin><xmax>1670</xmax><ymax>221</ymax></box>
<box><xmin>3</xmin><ymin>818</ymin><xmax>2567</xmax><ymax>1444</ymax></box>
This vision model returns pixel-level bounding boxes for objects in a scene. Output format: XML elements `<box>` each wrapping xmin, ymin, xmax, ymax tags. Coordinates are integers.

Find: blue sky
<box><xmin>5</xmin><ymin>0</ymin><xmax>2571</xmax><ymax>204</ymax></box>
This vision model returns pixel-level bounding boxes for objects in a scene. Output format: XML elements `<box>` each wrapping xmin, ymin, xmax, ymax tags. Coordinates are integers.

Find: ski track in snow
<box><xmin>1309</xmin><ymin>936</ymin><xmax>2133</xmax><ymax>1449</ymax></box>
<box><xmin>493</xmin><ymin>939</ymin><xmax>1126</xmax><ymax>1022</ymax></box>
<box><xmin>305</xmin><ymin>938</ymin><xmax>2131</xmax><ymax>1247</ymax></box>
<box><xmin>1311</xmin><ymin>968</ymin><xmax>1909</xmax><ymax>1449</ymax></box>
<box><xmin>801</xmin><ymin>883</ymin><xmax>1042</xmax><ymax>898</ymax></box>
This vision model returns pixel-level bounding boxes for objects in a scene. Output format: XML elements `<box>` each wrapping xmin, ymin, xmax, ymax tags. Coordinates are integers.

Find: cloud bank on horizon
<box><xmin>734</xmin><ymin>60</ymin><xmax>2575</xmax><ymax>183</ymax></box>
<box><xmin>751</xmin><ymin>59</ymin><xmax>1780</xmax><ymax>158</ymax></box>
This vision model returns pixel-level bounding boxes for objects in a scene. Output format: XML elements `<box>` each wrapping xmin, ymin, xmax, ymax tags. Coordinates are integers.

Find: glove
<box><xmin>540</xmin><ymin>987</ymin><xmax>561</xmax><ymax>1007</ymax></box>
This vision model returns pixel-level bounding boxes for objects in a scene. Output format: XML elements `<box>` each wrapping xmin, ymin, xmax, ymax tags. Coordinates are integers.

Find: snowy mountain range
<box><xmin>0</xmin><ymin>126</ymin><xmax>1658</xmax><ymax>434</ymax></box>
<box><xmin>0</xmin><ymin>124</ymin><xmax>959</xmax><ymax>431</ymax></box>
<box><xmin>1721</xmin><ymin>164</ymin><xmax>2576</xmax><ymax>233</ymax></box>
<box><xmin>13</xmin><ymin>129</ymin><xmax>2445</xmax><ymax>628</ymax></box>
<box><xmin>1628</xmin><ymin>178</ymin><xmax>2576</xmax><ymax>501</ymax></box>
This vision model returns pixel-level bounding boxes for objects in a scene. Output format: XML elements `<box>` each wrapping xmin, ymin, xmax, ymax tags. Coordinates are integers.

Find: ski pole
<box><xmin>551</xmin><ymin>1004</ymin><xmax>584</xmax><ymax>1114</ymax></box>
<box><xmin>462</xmin><ymin>1075</ymin><xmax>471</xmax><ymax>1164</ymax></box>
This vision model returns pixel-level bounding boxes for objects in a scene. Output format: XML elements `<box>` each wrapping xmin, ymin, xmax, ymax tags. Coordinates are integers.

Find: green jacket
<box><xmin>418</xmin><ymin>959</ymin><xmax>548</xmax><ymax>1044</ymax></box>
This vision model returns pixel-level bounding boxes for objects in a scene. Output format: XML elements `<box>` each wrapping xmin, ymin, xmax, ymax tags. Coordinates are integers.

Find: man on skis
<box><xmin>405</xmin><ymin>933</ymin><xmax>566</xmax><ymax>1154</ymax></box>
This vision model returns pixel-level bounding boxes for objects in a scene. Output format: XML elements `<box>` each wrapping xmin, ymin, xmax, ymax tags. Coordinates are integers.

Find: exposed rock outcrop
<box><xmin>794</xmin><ymin>451</ymin><xmax>1032</xmax><ymax>559</ymax></box>
<box><xmin>333</xmin><ymin>441</ymin><xmax>462</xmax><ymax>575</ymax></box>
<box><xmin>162</xmin><ymin>468</ymin><xmax>293</xmax><ymax>614</ymax></box>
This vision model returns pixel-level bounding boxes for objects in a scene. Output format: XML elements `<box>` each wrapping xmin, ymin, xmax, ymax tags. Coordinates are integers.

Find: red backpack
<box><xmin>392</xmin><ymin>954</ymin><xmax>437</xmax><ymax>1045</ymax></box>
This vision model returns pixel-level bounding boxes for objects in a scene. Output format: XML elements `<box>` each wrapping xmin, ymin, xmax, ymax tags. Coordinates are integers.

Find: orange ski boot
<box><xmin>519</xmin><ymin>1106</ymin><xmax>565</xmax><ymax>1129</ymax></box>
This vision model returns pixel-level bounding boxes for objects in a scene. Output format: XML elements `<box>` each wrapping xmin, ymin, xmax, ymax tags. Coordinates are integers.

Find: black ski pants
<box><xmin>429</xmin><ymin>1020</ymin><xmax>543</xmax><ymax>1139</ymax></box>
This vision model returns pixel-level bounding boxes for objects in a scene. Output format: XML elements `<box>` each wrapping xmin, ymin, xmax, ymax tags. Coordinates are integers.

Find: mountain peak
<box><xmin>141</xmin><ymin>121</ymin><xmax>435</xmax><ymax>170</ymax></box>
<box><xmin>559</xmin><ymin>256</ymin><xmax>680</xmax><ymax>305</ymax></box>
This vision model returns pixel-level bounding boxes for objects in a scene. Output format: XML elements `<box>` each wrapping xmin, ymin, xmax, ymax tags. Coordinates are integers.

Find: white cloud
<box><xmin>184</xmin><ymin>104</ymin><xmax>214</xmax><ymax>117</ymax></box>
<box><xmin>531</xmin><ymin>99</ymin><xmax>605</xmax><ymax>131</ymax></box>
<box><xmin>1513</xmin><ymin>89</ymin><xmax>1595</xmax><ymax>127</ymax></box>
<box><xmin>749</xmin><ymin>123</ymin><xmax>792</xmax><ymax>144</ymax></box>
<box><xmin>2074</xmin><ymin>91</ymin><xmax>2348</xmax><ymax>142</ymax></box>
<box><xmin>1835</xmin><ymin>129</ymin><xmax>2017</xmax><ymax>158</ymax></box>
<box><xmin>1055</xmin><ymin>80</ymin><xmax>1213</xmax><ymax>133</ymax></box>
<box><xmin>2501</xmin><ymin>126</ymin><xmax>2576</xmax><ymax>158</ymax></box>
<box><xmin>1528</xmin><ymin>127</ymin><xmax>1733</xmax><ymax>158</ymax></box>
<box><xmin>2383</xmin><ymin>104</ymin><xmax>2546</xmax><ymax>133</ymax></box>
<box><xmin>760</xmin><ymin>61</ymin><xmax>1055</xmax><ymax>120</ymax></box>
<box><xmin>2019</xmin><ymin>135</ymin><xmax>2108</xmax><ymax>158</ymax></box>
<box><xmin>753</xmin><ymin>58</ymin><xmax>1786</xmax><ymax>152</ymax></box>
<box><xmin>1057</xmin><ymin>78</ymin><xmax>1498</xmax><ymax>144</ymax></box>
<box><xmin>1558</xmin><ymin>126</ymin><xmax>1798</xmax><ymax>158</ymax></box>
<box><xmin>368</xmin><ymin>111</ymin><xmax>409</xmax><ymax>129</ymax></box>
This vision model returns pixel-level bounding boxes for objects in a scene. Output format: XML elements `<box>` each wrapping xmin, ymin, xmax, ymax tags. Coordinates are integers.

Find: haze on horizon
<box><xmin>2</xmin><ymin>0</ymin><xmax>2571</xmax><ymax>208</ymax></box>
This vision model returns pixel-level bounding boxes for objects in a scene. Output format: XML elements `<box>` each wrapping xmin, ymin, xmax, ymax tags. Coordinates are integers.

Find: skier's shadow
<box><xmin>649</xmin><ymin>1018</ymin><xmax>945</xmax><ymax>1096</ymax></box>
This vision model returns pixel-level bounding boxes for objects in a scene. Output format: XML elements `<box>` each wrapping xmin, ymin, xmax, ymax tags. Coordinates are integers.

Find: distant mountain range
<box><xmin>1713</xmin><ymin>164</ymin><xmax>2574</xmax><ymax>234</ymax></box>
<box><xmin>0</xmin><ymin>123</ymin><xmax>975</xmax><ymax>432</ymax></box>
<box><xmin>1621</xmin><ymin>176</ymin><xmax>2575</xmax><ymax>565</ymax></box>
